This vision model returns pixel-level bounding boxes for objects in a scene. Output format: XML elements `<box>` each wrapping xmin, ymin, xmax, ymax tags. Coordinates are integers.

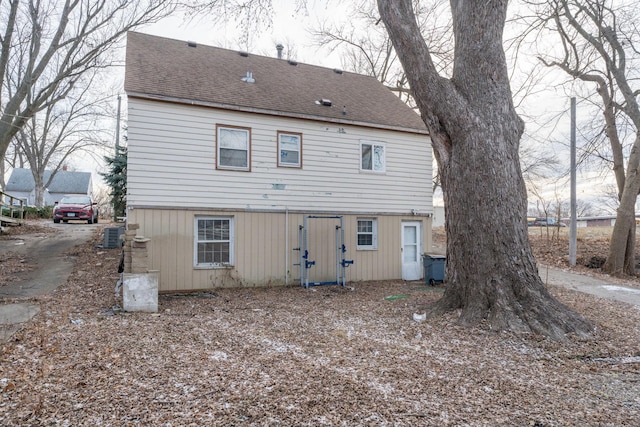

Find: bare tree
<box><xmin>0</xmin><ymin>0</ymin><xmax>176</xmax><ymax>165</ymax></box>
<box><xmin>533</xmin><ymin>0</ymin><xmax>640</xmax><ymax>275</ymax></box>
<box><xmin>311</xmin><ymin>1</ymin><xmax>564</xmax><ymax>216</ymax></box>
<box><xmin>377</xmin><ymin>0</ymin><xmax>592</xmax><ymax>339</ymax></box>
<box><xmin>310</xmin><ymin>0</ymin><xmax>452</xmax><ymax>106</ymax></box>
<box><xmin>0</xmin><ymin>142</ymin><xmax>25</xmax><ymax>190</ymax></box>
<box><xmin>182</xmin><ymin>0</ymin><xmax>286</xmax><ymax>50</ymax></box>
<box><xmin>12</xmin><ymin>70</ymin><xmax>114</xmax><ymax>206</ymax></box>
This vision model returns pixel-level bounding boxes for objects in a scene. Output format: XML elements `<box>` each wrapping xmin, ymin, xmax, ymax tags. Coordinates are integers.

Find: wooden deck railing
<box><xmin>0</xmin><ymin>190</ymin><xmax>25</xmax><ymax>226</ymax></box>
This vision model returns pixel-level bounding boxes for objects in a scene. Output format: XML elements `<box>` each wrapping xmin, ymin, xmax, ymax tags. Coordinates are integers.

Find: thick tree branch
<box><xmin>0</xmin><ymin>0</ymin><xmax>176</xmax><ymax>163</ymax></box>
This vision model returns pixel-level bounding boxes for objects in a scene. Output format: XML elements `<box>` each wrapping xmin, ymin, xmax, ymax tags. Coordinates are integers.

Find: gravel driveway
<box><xmin>0</xmin><ymin>222</ymin><xmax>95</xmax><ymax>341</ymax></box>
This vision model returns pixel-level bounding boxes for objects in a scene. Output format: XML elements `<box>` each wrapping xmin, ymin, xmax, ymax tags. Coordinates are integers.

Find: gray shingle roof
<box><xmin>6</xmin><ymin>168</ymin><xmax>91</xmax><ymax>194</ymax></box>
<box><xmin>124</xmin><ymin>32</ymin><xmax>427</xmax><ymax>134</ymax></box>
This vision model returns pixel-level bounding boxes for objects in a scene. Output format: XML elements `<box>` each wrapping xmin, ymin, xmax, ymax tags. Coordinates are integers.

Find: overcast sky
<box><xmin>143</xmin><ymin>1</ymin><xmax>346</xmax><ymax>68</ymax></box>
<box><xmin>75</xmin><ymin>2</ymin><xmax>621</xmax><ymax>215</ymax></box>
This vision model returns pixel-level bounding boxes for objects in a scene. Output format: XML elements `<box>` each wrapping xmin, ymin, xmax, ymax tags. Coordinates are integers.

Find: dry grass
<box><xmin>433</xmin><ymin>226</ymin><xmax>640</xmax><ymax>287</ymax></box>
<box><xmin>1</xmin><ymin>225</ymin><xmax>639</xmax><ymax>425</ymax></box>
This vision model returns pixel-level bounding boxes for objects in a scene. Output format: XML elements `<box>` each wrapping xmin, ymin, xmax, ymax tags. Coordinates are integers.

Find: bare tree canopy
<box><xmin>13</xmin><ymin>69</ymin><xmax>115</xmax><ymax>206</ymax></box>
<box><xmin>0</xmin><ymin>0</ymin><xmax>176</xmax><ymax>165</ymax></box>
<box><xmin>309</xmin><ymin>0</ymin><xmax>452</xmax><ymax>105</ymax></box>
<box><xmin>531</xmin><ymin>0</ymin><xmax>640</xmax><ymax>275</ymax></box>
<box><xmin>378</xmin><ymin>0</ymin><xmax>592</xmax><ymax>339</ymax></box>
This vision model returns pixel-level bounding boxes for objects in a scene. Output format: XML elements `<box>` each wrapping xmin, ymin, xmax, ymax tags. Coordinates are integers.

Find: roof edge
<box><xmin>125</xmin><ymin>91</ymin><xmax>429</xmax><ymax>136</ymax></box>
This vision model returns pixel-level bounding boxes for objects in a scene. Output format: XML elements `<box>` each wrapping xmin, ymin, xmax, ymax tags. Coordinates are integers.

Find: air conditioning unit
<box><xmin>103</xmin><ymin>227</ymin><xmax>125</xmax><ymax>249</ymax></box>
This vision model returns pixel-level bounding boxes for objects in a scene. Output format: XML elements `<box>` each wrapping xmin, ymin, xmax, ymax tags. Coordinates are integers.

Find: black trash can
<box><xmin>423</xmin><ymin>254</ymin><xmax>446</xmax><ymax>285</ymax></box>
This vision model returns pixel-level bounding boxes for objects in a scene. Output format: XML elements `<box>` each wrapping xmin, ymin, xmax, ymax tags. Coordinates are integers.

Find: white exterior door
<box><xmin>402</xmin><ymin>222</ymin><xmax>422</xmax><ymax>281</ymax></box>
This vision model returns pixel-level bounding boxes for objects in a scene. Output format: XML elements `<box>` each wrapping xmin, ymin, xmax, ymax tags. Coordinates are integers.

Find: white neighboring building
<box><xmin>4</xmin><ymin>168</ymin><xmax>93</xmax><ymax>206</ymax></box>
<box><xmin>432</xmin><ymin>206</ymin><xmax>445</xmax><ymax>228</ymax></box>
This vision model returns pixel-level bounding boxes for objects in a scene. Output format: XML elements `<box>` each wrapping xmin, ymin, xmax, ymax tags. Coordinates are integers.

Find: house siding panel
<box><xmin>128</xmin><ymin>208</ymin><xmax>431</xmax><ymax>291</ymax></box>
<box><xmin>127</xmin><ymin>98</ymin><xmax>432</xmax><ymax>215</ymax></box>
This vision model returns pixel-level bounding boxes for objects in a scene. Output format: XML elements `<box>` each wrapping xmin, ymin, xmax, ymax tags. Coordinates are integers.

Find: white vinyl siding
<box><xmin>278</xmin><ymin>131</ymin><xmax>302</xmax><ymax>168</ymax></box>
<box><xmin>194</xmin><ymin>216</ymin><xmax>234</xmax><ymax>267</ymax></box>
<box><xmin>127</xmin><ymin>98</ymin><xmax>432</xmax><ymax>214</ymax></box>
<box><xmin>357</xmin><ymin>218</ymin><xmax>378</xmax><ymax>250</ymax></box>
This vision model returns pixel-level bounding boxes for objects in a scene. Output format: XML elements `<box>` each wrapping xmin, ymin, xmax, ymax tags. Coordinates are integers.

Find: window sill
<box><xmin>356</xmin><ymin>246</ymin><xmax>378</xmax><ymax>251</ymax></box>
<box><xmin>194</xmin><ymin>264</ymin><xmax>234</xmax><ymax>270</ymax></box>
<box><xmin>216</xmin><ymin>167</ymin><xmax>250</xmax><ymax>172</ymax></box>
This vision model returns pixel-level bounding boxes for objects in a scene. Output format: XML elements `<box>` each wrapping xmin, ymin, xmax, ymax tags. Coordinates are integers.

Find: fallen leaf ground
<box><xmin>0</xmin><ymin>223</ymin><xmax>639</xmax><ymax>426</ymax></box>
<box><xmin>0</xmin><ymin>223</ymin><xmax>55</xmax><ymax>287</ymax></box>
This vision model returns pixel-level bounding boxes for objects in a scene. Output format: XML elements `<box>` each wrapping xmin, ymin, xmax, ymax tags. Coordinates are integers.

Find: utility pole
<box><xmin>569</xmin><ymin>97</ymin><xmax>577</xmax><ymax>266</ymax></box>
<box><xmin>113</xmin><ymin>94</ymin><xmax>122</xmax><ymax>221</ymax></box>
<box><xmin>115</xmin><ymin>95</ymin><xmax>121</xmax><ymax>152</ymax></box>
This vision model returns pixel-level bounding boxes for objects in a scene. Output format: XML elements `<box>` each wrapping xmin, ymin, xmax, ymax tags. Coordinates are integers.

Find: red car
<box><xmin>53</xmin><ymin>195</ymin><xmax>99</xmax><ymax>224</ymax></box>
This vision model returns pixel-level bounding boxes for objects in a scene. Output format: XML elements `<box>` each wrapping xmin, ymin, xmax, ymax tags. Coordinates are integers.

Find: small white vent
<box><xmin>241</xmin><ymin>71</ymin><xmax>255</xmax><ymax>83</ymax></box>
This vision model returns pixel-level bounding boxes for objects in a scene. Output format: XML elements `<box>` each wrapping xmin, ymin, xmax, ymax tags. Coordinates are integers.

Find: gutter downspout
<box><xmin>285</xmin><ymin>207</ymin><xmax>289</xmax><ymax>286</ymax></box>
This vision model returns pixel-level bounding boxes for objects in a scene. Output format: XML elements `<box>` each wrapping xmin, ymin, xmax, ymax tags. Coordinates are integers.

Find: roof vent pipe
<box><xmin>241</xmin><ymin>71</ymin><xmax>255</xmax><ymax>83</ymax></box>
<box><xmin>276</xmin><ymin>43</ymin><xmax>284</xmax><ymax>59</ymax></box>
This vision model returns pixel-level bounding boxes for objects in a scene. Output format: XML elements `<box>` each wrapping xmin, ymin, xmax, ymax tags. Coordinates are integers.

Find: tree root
<box><xmin>422</xmin><ymin>283</ymin><xmax>593</xmax><ymax>342</ymax></box>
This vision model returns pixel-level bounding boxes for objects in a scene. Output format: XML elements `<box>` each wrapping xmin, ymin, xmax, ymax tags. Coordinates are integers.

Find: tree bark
<box><xmin>34</xmin><ymin>172</ymin><xmax>45</xmax><ymax>208</ymax></box>
<box><xmin>378</xmin><ymin>0</ymin><xmax>592</xmax><ymax>339</ymax></box>
<box><xmin>604</xmin><ymin>140</ymin><xmax>640</xmax><ymax>275</ymax></box>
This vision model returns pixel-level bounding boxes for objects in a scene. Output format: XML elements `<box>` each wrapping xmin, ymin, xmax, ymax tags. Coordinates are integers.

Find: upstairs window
<box><xmin>357</xmin><ymin>218</ymin><xmax>378</xmax><ymax>250</ymax></box>
<box><xmin>361</xmin><ymin>141</ymin><xmax>385</xmax><ymax>172</ymax></box>
<box><xmin>217</xmin><ymin>125</ymin><xmax>251</xmax><ymax>171</ymax></box>
<box><xmin>278</xmin><ymin>132</ymin><xmax>302</xmax><ymax>168</ymax></box>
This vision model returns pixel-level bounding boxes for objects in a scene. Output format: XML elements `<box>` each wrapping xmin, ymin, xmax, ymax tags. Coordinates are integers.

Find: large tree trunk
<box><xmin>378</xmin><ymin>0</ymin><xmax>592</xmax><ymax>339</ymax></box>
<box><xmin>439</xmin><ymin>121</ymin><xmax>587</xmax><ymax>336</ymax></box>
<box><xmin>604</xmin><ymin>141</ymin><xmax>640</xmax><ymax>275</ymax></box>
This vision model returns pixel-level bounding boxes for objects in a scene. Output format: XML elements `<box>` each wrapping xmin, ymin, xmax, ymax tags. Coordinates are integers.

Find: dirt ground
<box><xmin>1</xmin><ymin>223</ymin><xmax>639</xmax><ymax>425</ymax></box>
<box><xmin>0</xmin><ymin>222</ymin><xmax>56</xmax><ymax>286</ymax></box>
<box><xmin>527</xmin><ymin>225</ymin><xmax>640</xmax><ymax>274</ymax></box>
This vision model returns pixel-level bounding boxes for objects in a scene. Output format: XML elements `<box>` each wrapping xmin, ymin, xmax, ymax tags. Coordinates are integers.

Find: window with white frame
<box><xmin>217</xmin><ymin>125</ymin><xmax>250</xmax><ymax>170</ymax></box>
<box><xmin>195</xmin><ymin>217</ymin><xmax>234</xmax><ymax>267</ymax></box>
<box><xmin>278</xmin><ymin>132</ymin><xmax>302</xmax><ymax>168</ymax></box>
<box><xmin>360</xmin><ymin>141</ymin><xmax>385</xmax><ymax>172</ymax></box>
<box><xmin>357</xmin><ymin>218</ymin><xmax>378</xmax><ymax>250</ymax></box>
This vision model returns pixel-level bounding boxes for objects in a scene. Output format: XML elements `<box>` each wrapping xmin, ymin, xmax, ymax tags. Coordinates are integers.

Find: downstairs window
<box><xmin>195</xmin><ymin>217</ymin><xmax>234</xmax><ymax>267</ymax></box>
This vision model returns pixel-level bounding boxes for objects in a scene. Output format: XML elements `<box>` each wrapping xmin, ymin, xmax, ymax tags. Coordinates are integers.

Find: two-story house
<box><xmin>124</xmin><ymin>32</ymin><xmax>433</xmax><ymax>292</ymax></box>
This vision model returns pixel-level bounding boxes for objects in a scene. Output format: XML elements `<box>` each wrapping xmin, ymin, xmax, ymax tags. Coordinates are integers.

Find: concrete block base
<box><xmin>123</xmin><ymin>271</ymin><xmax>159</xmax><ymax>312</ymax></box>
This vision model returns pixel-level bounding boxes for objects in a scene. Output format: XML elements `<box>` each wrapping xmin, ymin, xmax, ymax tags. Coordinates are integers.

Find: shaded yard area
<box><xmin>1</xmin><ymin>227</ymin><xmax>639</xmax><ymax>426</ymax></box>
